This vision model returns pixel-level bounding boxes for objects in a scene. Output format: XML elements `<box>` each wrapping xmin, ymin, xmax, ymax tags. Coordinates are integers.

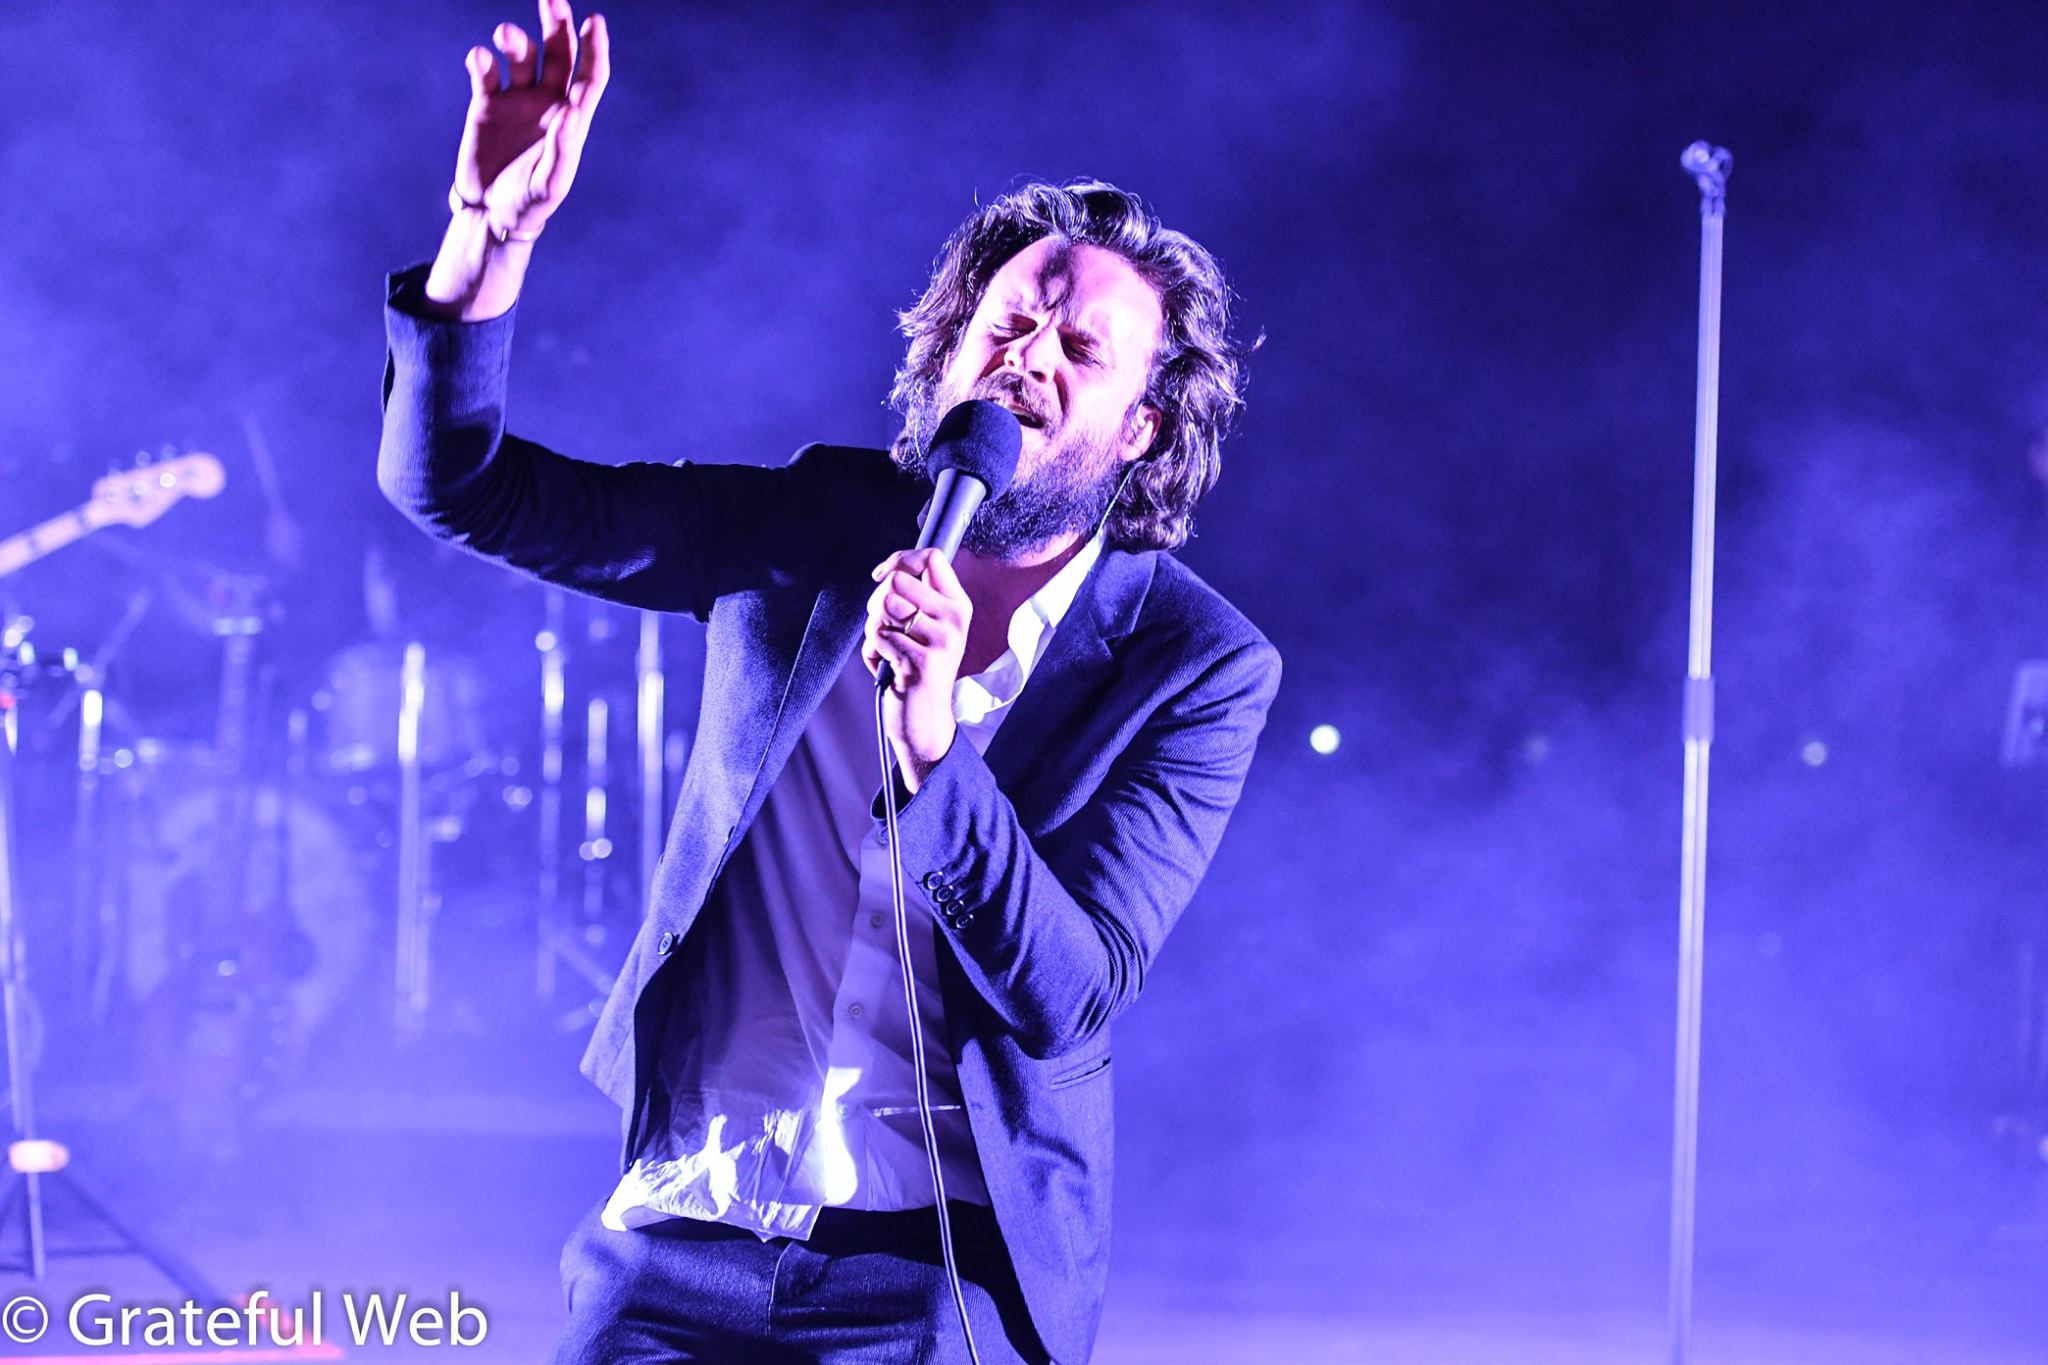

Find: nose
<box><xmin>998</xmin><ymin>321</ymin><xmax>1058</xmax><ymax>385</ymax></box>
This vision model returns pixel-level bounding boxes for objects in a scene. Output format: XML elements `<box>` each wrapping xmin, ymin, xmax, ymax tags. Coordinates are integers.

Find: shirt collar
<box><xmin>953</xmin><ymin>527</ymin><xmax>1106</xmax><ymax>726</ymax></box>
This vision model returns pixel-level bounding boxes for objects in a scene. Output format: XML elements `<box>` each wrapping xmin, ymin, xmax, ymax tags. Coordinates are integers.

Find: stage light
<box><xmin>1801</xmin><ymin>740</ymin><xmax>1828</xmax><ymax>766</ymax></box>
<box><xmin>1309</xmin><ymin>724</ymin><xmax>1340</xmax><ymax>755</ymax></box>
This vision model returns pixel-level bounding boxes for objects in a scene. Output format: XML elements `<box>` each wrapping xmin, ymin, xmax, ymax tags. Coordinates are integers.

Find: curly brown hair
<box><xmin>887</xmin><ymin>180</ymin><xmax>1253</xmax><ymax>552</ymax></box>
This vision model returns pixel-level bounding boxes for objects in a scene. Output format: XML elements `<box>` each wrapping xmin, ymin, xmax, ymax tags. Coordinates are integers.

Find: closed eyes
<box><xmin>993</xmin><ymin>315</ymin><xmax>1103</xmax><ymax>367</ymax></box>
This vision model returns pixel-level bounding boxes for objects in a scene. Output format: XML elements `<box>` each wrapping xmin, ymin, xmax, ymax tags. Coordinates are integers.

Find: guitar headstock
<box><xmin>88</xmin><ymin>453</ymin><xmax>227</xmax><ymax>529</ymax></box>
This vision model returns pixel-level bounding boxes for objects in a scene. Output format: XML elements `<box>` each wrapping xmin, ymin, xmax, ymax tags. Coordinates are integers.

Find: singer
<box><xmin>377</xmin><ymin>3</ymin><xmax>1280</xmax><ymax>1361</ymax></box>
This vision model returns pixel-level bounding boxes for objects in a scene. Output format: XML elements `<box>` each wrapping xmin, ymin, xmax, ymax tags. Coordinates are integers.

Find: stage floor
<box><xmin>2</xmin><ymin>1089</ymin><xmax>2040</xmax><ymax>1364</ymax></box>
<box><xmin>2</xmin><ymin>993</ymin><xmax>2042</xmax><ymax>1364</ymax></box>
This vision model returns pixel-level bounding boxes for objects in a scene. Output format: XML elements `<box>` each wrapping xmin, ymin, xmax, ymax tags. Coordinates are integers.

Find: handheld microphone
<box><xmin>876</xmin><ymin>400</ymin><xmax>1021</xmax><ymax>691</ymax></box>
<box><xmin>874</xmin><ymin>396</ymin><xmax>1021</xmax><ymax>1365</ymax></box>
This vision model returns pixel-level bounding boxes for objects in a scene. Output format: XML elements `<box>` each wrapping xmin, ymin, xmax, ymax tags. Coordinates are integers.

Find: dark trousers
<box><xmin>550</xmin><ymin>1198</ymin><xmax>1051</xmax><ymax>1364</ymax></box>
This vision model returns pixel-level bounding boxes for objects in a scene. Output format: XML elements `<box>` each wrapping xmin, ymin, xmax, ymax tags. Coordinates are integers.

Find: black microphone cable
<box><xmin>874</xmin><ymin>680</ymin><xmax>983</xmax><ymax>1365</ymax></box>
<box><xmin>872</xmin><ymin>458</ymin><xmax>1139</xmax><ymax>1363</ymax></box>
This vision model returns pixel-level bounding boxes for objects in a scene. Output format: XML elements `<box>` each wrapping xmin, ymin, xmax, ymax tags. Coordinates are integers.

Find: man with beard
<box><xmin>377</xmin><ymin>3</ymin><xmax>1280</xmax><ymax>1361</ymax></box>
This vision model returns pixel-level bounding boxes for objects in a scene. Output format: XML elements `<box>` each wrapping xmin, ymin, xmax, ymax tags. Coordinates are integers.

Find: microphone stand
<box><xmin>1667</xmin><ymin>140</ymin><xmax>1731</xmax><ymax>1365</ymax></box>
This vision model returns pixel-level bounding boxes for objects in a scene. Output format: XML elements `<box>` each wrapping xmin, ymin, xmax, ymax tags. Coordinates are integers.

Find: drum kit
<box><xmin>0</xmin><ymin>452</ymin><xmax>680</xmax><ymax>1151</ymax></box>
<box><xmin>0</xmin><ymin>448</ymin><xmax>682</xmax><ymax>1286</ymax></box>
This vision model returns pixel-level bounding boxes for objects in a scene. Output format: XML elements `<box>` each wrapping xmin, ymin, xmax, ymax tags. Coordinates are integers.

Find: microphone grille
<box><xmin>925</xmin><ymin>400</ymin><xmax>1022</xmax><ymax>498</ymax></box>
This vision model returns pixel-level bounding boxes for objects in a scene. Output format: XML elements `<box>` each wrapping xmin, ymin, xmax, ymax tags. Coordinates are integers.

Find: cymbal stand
<box><xmin>52</xmin><ymin>590</ymin><xmax>154</xmax><ymax>1020</ymax></box>
<box><xmin>535</xmin><ymin>589</ymin><xmax>568</xmax><ymax>1001</ymax></box>
<box><xmin>534</xmin><ymin>591</ymin><xmax>619</xmax><ymax>1024</ymax></box>
<box><xmin>0</xmin><ymin>627</ymin><xmax>216</xmax><ymax>1300</ymax></box>
<box><xmin>394</xmin><ymin>643</ymin><xmax>431</xmax><ymax>1041</ymax></box>
<box><xmin>637</xmin><ymin>610</ymin><xmax>666</xmax><ymax>909</ymax></box>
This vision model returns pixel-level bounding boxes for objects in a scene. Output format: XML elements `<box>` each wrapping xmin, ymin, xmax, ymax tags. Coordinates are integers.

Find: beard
<box><xmin>960</xmin><ymin>425</ymin><xmax>1124</xmax><ymax>559</ymax></box>
<box><xmin>912</xmin><ymin>375</ymin><xmax>1128</xmax><ymax>560</ymax></box>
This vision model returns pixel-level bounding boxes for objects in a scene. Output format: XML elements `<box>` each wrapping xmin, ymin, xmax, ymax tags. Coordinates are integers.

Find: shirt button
<box><xmin>921</xmin><ymin>871</ymin><xmax>944</xmax><ymax>891</ymax></box>
<box><xmin>849</xmin><ymin>1003</ymin><xmax>864</xmax><ymax>1018</ymax></box>
<box><xmin>657</xmin><ymin>931</ymin><xmax>677</xmax><ymax>956</ymax></box>
<box><xmin>870</xmin><ymin>913</ymin><xmax>884</xmax><ymax>929</ymax></box>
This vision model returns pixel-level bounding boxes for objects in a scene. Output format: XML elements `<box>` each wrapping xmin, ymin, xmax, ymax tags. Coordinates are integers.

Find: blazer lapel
<box><xmin>740</xmin><ymin>574</ymin><xmax>870</xmax><ymax>825</ymax></box>
<box><xmin>982</xmin><ymin>548</ymin><xmax>1155</xmax><ymax>800</ymax></box>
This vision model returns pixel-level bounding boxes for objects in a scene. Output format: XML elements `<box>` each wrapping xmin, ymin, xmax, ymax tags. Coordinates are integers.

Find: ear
<box><xmin>1119</xmin><ymin>402</ymin><xmax>1162</xmax><ymax>465</ymax></box>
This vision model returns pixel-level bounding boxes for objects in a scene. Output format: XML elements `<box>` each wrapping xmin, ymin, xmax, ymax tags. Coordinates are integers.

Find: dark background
<box><xmin>3</xmin><ymin>1</ymin><xmax>2046</xmax><ymax>1358</ymax></box>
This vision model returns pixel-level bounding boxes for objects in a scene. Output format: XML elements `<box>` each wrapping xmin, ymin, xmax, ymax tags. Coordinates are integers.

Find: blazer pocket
<box><xmin>1047</xmin><ymin>1054</ymin><xmax>1113</xmax><ymax>1090</ymax></box>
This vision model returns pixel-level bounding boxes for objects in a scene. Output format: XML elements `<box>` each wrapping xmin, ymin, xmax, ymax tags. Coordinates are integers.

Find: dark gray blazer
<box><xmin>379</xmin><ymin>267</ymin><xmax>1281</xmax><ymax>1364</ymax></box>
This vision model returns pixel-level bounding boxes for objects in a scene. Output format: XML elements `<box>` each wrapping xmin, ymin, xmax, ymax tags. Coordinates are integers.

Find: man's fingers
<box><xmin>868</xmin><ymin>590</ymin><xmax>935</xmax><ymax>647</ymax></box>
<box><xmin>538</xmin><ymin>0</ymin><xmax>576</xmax><ymax>96</ymax></box>
<box><xmin>571</xmin><ymin>13</ymin><xmax>611</xmax><ymax>109</ymax></box>
<box><xmin>865</xmin><ymin>621</ymin><xmax>923</xmax><ymax>692</ymax></box>
<box><xmin>464</xmin><ymin>45</ymin><xmax>496</xmax><ymax>102</ymax></box>
<box><xmin>880</xmin><ymin>590</ymin><xmax>922</xmax><ymax>627</ymax></box>
<box><xmin>495</xmin><ymin>22</ymin><xmax>537</xmax><ymax>85</ymax></box>
<box><xmin>532</xmin><ymin>107</ymin><xmax>567</xmax><ymax>197</ymax></box>
<box><xmin>885</xmin><ymin>571</ymin><xmax>957</xmax><ymax>626</ymax></box>
<box><xmin>537</xmin><ymin>18</ymin><xmax>606</xmax><ymax>200</ymax></box>
<box><xmin>464</xmin><ymin>44</ymin><xmax>497</xmax><ymax>105</ymax></box>
<box><xmin>921</xmin><ymin>546</ymin><xmax>967</xmax><ymax>602</ymax></box>
<box><xmin>869</xmin><ymin>568</ymin><xmax>953</xmax><ymax>633</ymax></box>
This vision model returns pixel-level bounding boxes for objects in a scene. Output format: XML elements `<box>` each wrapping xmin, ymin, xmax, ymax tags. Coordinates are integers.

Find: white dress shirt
<box><xmin>603</xmin><ymin>530</ymin><xmax>1105</xmax><ymax>1240</ymax></box>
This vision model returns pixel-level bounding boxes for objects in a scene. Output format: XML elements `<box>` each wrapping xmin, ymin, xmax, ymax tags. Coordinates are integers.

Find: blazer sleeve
<box><xmin>377</xmin><ymin>264</ymin><xmax>892</xmax><ymax>619</ymax></box>
<box><xmin>885</xmin><ymin>633</ymin><xmax>1282</xmax><ymax>1060</ymax></box>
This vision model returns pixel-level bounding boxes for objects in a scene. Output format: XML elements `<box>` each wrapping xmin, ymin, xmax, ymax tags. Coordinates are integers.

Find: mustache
<box><xmin>972</xmin><ymin>373</ymin><xmax>1052</xmax><ymax>430</ymax></box>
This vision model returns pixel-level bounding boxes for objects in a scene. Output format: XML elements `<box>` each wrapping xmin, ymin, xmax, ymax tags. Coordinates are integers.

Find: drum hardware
<box><xmin>92</xmin><ymin>563</ymin><xmax>289</xmax><ymax>1043</ymax></box>
<box><xmin>118</xmin><ymin>738</ymin><xmax>373</xmax><ymax>1084</ymax></box>
<box><xmin>535</xmin><ymin>588</ymin><xmax>570</xmax><ymax>1002</ymax></box>
<box><xmin>533</xmin><ymin>592</ymin><xmax>676</xmax><ymax>1027</ymax></box>
<box><xmin>297</xmin><ymin>637</ymin><xmax>493</xmax><ymax>1045</ymax></box>
<box><xmin>0</xmin><ymin>630</ymin><xmax>218</xmax><ymax>1299</ymax></box>
<box><xmin>637</xmin><ymin>609</ymin><xmax>666</xmax><ymax>910</ymax></box>
<box><xmin>312</xmin><ymin>640</ymin><xmax>488</xmax><ymax>777</ymax></box>
<box><xmin>395</xmin><ymin>642</ymin><xmax>433</xmax><ymax>1042</ymax></box>
<box><xmin>2001</xmin><ymin>662</ymin><xmax>2048</xmax><ymax>770</ymax></box>
<box><xmin>122</xmin><ymin>567</ymin><xmax>330</xmax><ymax>1163</ymax></box>
<box><xmin>302</xmin><ymin>625</ymin><xmax>516</xmax><ymax>1045</ymax></box>
<box><xmin>44</xmin><ymin>591</ymin><xmax>158</xmax><ymax>1022</ymax></box>
<box><xmin>1999</xmin><ymin>662</ymin><xmax>2048</xmax><ymax>1174</ymax></box>
<box><xmin>580</xmin><ymin>695</ymin><xmax>611</xmax><ymax>928</ymax></box>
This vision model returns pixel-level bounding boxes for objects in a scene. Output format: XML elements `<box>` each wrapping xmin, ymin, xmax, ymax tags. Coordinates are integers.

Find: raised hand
<box><xmin>451</xmin><ymin>0</ymin><xmax>611</xmax><ymax>240</ymax></box>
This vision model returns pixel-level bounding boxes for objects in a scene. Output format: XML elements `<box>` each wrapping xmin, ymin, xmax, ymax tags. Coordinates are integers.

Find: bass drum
<box><xmin>120</xmin><ymin>742</ymin><xmax>376</xmax><ymax>1079</ymax></box>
